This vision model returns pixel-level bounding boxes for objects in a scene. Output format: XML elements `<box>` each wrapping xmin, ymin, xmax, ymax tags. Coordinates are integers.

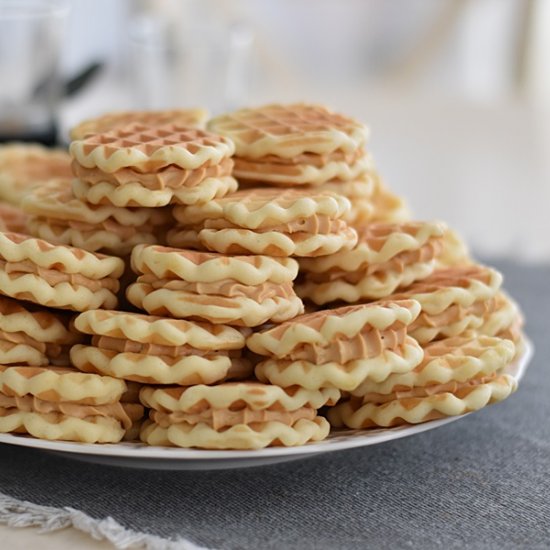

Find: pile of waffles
<box><xmin>0</xmin><ymin>104</ymin><xmax>524</xmax><ymax>450</ymax></box>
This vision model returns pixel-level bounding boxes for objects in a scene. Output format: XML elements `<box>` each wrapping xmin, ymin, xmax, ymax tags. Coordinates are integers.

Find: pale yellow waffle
<box><xmin>477</xmin><ymin>293</ymin><xmax>523</xmax><ymax>342</ymax></box>
<box><xmin>207</xmin><ymin>103</ymin><xmax>369</xmax><ymax>158</ymax></box>
<box><xmin>141</xmin><ymin>416</ymin><xmax>330</xmax><ymax>449</ymax></box>
<box><xmin>126</xmin><ymin>278</ymin><xmax>304</xmax><ymax>327</ymax></box>
<box><xmin>255</xmin><ymin>337</ymin><xmax>424</xmax><ymax>391</ymax></box>
<box><xmin>71</xmin><ymin>176</ymin><xmax>238</xmax><ymax>208</ymax></box>
<box><xmin>327</xmin><ymin>373</ymin><xmax>517</xmax><ymax>429</ymax></box>
<box><xmin>0</xmin><ymin>409</ymin><xmax>127</xmax><ymax>443</ymax></box>
<box><xmin>173</xmin><ymin>188</ymin><xmax>357</xmax><ymax>257</ymax></box>
<box><xmin>0</xmin><ymin>144</ymin><xmax>72</xmax><ymax>206</ymax></box>
<box><xmin>22</xmin><ymin>179</ymin><xmax>172</xmax><ymax>226</ymax></box>
<box><xmin>70</xmin><ymin>123</ymin><xmax>235</xmax><ymax>173</ymax></box>
<box><xmin>247</xmin><ymin>300</ymin><xmax>421</xmax><ymax>358</ymax></box>
<box><xmin>296</xmin><ymin>221</ymin><xmax>445</xmax><ymax>304</ymax></box>
<box><xmin>0</xmin><ymin>296</ymin><xmax>81</xmax><ymax>365</ymax></box>
<box><xmin>389</xmin><ymin>265</ymin><xmax>502</xmax><ymax>315</ymax></box>
<box><xmin>27</xmin><ymin>218</ymin><xmax>165</xmax><ymax>256</ymax></box>
<box><xmin>70</xmin><ymin>345</ymin><xmax>253</xmax><ymax>385</ymax></box>
<box><xmin>0</xmin><ymin>365</ymin><xmax>127</xmax><ymax>405</ymax></box>
<box><xmin>140</xmin><ymin>383</ymin><xmax>336</xmax><ymax>449</ymax></box>
<box><xmin>174</xmin><ymin>188</ymin><xmax>351</xmax><ymax>229</ymax></box>
<box><xmin>387</xmin><ymin>265</ymin><xmax>503</xmax><ymax>344</ymax></box>
<box><xmin>232</xmin><ymin>151</ymin><xmax>372</xmax><ymax>186</ymax></box>
<box><xmin>130</xmin><ymin>245</ymin><xmax>299</xmax><ymax>284</ymax></box>
<box><xmin>22</xmin><ymin>179</ymin><xmax>171</xmax><ymax>254</ymax></box>
<box><xmin>0</xmin><ymin>295</ymin><xmax>78</xmax><ymax>344</ymax></box>
<box><xmin>351</xmin><ymin>335</ymin><xmax>516</xmax><ymax>397</ymax></box>
<box><xmin>140</xmin><ymin>383</ymin><xmax>340</xmax><ymax>413</ymax></box>
<box><xmin>0</xmin><ymin>232</ymin><xmax>124</xmax><ymax>311</ymax></box>
<box><xmin>74</xmin><ymin>310</ymin><xmax>247</xmax><ymax>349</ymax></box>
<box><xmin>69</xmin><ymin>108</ymin><xmax>209</xmax><ymax>140</ymax></box>
<box><xmin>198</xmin><ymin>225</ymin><xmax>358</xmax><ymax>257</ymax></box>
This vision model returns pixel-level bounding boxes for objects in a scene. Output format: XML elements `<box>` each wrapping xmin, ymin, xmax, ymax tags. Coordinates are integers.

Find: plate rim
<box><xmin>0</xmin><ymin>338</ymin><xmax>533</xmax><ymax>461</ymax></box>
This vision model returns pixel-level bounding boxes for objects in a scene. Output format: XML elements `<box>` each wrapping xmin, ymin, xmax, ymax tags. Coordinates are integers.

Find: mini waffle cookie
<box><xmin>249</xmin><ymin>301</ymin><xmax>424</xmax><ymax>391</ymax></box>
<box><xmin>327</xmin><ymin>373</ymin><xmax>517</xmax><ymax>429</ymax></box>
<box><xmin>127</xmin><ymin>246</ymin><xmax>303</xmax><ymax>327</ymax></box>
<box><xmin>71</xmin><ymin>310</ymin><xmax>252</xmax><ymax>385</ymax></box>
<box><xmin>0</xmin><ymin>232</ymin><xmax>124</xmax><ymax>311</ymax></box>
<box><xmin>69</xmin><ymin>108</ymin><xmax>209</xmax><ymax>140</ymax></box>
<box><xmin>70</xmin><ymin>123</ymin><xmax>234</xmax><ymax>174</ymax></box>
<box><xmin>367</xmin><ymin>179</ymin><xmax>411</xmax><ymax>224</ymax></box>
<box><xmin>69</xmin><ymin>123</ymin><xmax>237</xmax><ymax>207</ymax></box>
<box><xmin>350</xmin><ymin>335</ymin><xmax>516</xmax><ymax>397</ymax></box>
<box><xmin>296</xmin><ymin>221</ymin><xmax>445</xmax><ymax>304</ymax></box>
<box><xmin>22</xmin><ymin>179</ymin><xmax>171</xmax><ymax>255</ymax></box>
<box><xmin>207</xmin><ymin>103</ymin><xmax>368</xmax><ymax>158</ymax></box>
<box><xmin>174</xmin><ymin>188</ymin><xmax>357</xmax><ymax>257</ymax></box>
<box><xmin>0</xmin><ymin>365</ymin><xmax>143</xmax><ymax>443</ymax></box>
<box><xmin>389</xmin><ymin>265</ymin><xmax>503</xmax><ymax>344</ymax></box>
<box><xmin>139</xmin><ymin>382</ymin><xmax>337</xmax><ymax>449</ymax></box>
<box><xmin>0</xmin><ymin>364</ymin><xmax>126</xmax><ymax>405</ymax></box>
<box><xmin>0</xmin><ymin>296</ymin><xmax>81</xmax><ymax>365</ymax></box>
<box><xmin>0</xmin><ymin>144</ymin><xmax>72</xmax><ymax>206</ymax></box>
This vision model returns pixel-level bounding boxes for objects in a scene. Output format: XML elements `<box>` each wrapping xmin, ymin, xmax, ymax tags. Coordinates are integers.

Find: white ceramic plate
<box><xmin>0</xmin><ymin>340</ymin><xmax>533</xmax><ymax>470</ymax></box>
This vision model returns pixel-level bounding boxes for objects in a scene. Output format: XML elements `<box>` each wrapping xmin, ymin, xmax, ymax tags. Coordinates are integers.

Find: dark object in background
<box><xmin>0</xmin><ymin>62</ymin><xmax>103</xmax><ymax>147</ymax></box>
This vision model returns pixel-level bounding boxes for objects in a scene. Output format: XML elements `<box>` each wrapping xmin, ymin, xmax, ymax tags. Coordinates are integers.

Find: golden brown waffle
<box><xmin>207</xmin><ymin>103</ymin><xmax>369</xmax><ymax>158</ymax></box>
<box><xmin>69</xmin><ymin>108</ymin><xmax>209</xmax><ymax>140</ymax></box>
<box><xmin>70</xmin><ymin>123</ymin><xmax>235</xmax><ymax>173</ymax></box>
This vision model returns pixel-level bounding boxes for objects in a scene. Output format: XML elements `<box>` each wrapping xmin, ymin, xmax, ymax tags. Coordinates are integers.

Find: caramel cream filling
<box><xmin>137</xmin><ymin>275</ymin><xmax>296</xmax><ymax>301</ymax></box>
<box><xmin>150</xmin><ymin>406</ymin><xmax>316</xmax><ymax>430</ymax></box>
<box><xmin>410</xmin><ymin>298</ymin><xmax>498</xmax><ymax>330</ymax></box>
<box><xmin>71</xmin><ymin>157</ymin><xmax>234</xmax><ymax>190</ymax></box>
<box><xmin>91</xmin><ymin>335</ymin><xmax>240</xmax><ymax>358</ymax></box>
<box><xmin>285</xmin><ymin>325</ymin><xmax>408</xmax><ymax>364</ymax></box>
<box><xmin>235</xmin><ymin>149</ymin><xmax>365</xmax><ymax>168</ymax></box>
<box><xmin>203</xmin><ymin>216</ymin><xmax>346</xmax><ymax>235</ymax></box>
<box><xmin>0</xmin><ymin>259</ymin><xmax>120</xmax><ymax>292</ymax></box>
<box><xmin>0</xmin><ymin>393</ymin><xmax>142</xmax><ymax>429</ymax></box>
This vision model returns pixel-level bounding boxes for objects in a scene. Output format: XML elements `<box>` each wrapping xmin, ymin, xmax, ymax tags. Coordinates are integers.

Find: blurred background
<box><xmin>1</xmin><ymin>0</ymin><xmax>550</xmax><ymax>261</ymax></box>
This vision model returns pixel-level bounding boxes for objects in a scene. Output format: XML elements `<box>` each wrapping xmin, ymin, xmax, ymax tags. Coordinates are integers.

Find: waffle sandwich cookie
<box><xmin>70</xmin><ymin>122</ymin><xmax>237</xmax><ymax>207</ymax></box>
<box><xmin>249</xmin><ymin>301</ymin><xmax>425</xmax><ymax>391</ymax></box>
<box><xmin>71</xmin><ymin>310</ymin><xmax>252</xmax><ymax>385</ymax></box>
<box><xmin>297</xmin><ymin>221</ymin><xmax>446</xmax><ymax>304</ymax></box>
<box><xmin>0</xmin><ymin>296</ymin><xmax>81</xmax><ymax>365</ymax></box>
<box><xmin>208</xmin><ymin>103</ymin><xmax>369</xmax><ymax>186</ymax></box>
<box><xmin>170</xmin><ymin>188</ymin><xmax>358</xmax><ymax>257</ymax></box>
<box><xmin>0</xmin><ymin>232</ymin><xmax>124</xmax><ymax>311</ymax></box>
<box><xmin>0</xmin><ymin>365</ymin><xmax>143</xmax><ymax>443</ymax></box>
<box><xmin>127</xmin><ymin>245</ymin><xmax>304</xmax><ymax>327</ymax></box>
<box><xmin>140</xmin><ymin>383</ymin><xmax>338</xmax><ymax>449</ymax></box>
<box><xmin>328</xmin><ymin>335</ymin><xmax>518</xmax><ymax>428</ymax></box>
<box><xmin>22</xmin><ymin>179</ymin><xmax>172</xmax><ymax>255</ymax></box>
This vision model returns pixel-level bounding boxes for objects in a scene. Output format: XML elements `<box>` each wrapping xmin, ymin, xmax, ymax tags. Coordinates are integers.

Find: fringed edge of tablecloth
<box><xmin>0</xmin><ymin>491</ymin><xmax>209</xmax><ymax>550</ymax></box>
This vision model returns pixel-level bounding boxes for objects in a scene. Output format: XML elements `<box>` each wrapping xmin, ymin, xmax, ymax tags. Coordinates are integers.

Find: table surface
<box><xmin>0</xmin><ymin>259</ymin><xmax>548</xmax><ymax>550</ymax></box>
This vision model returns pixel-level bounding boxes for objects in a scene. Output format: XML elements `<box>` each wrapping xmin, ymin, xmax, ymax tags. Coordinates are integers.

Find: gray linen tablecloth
<box><xmin>0</xmin><ymin>260</ymin><xmax>548</xmax><ymax>550</ymax></box>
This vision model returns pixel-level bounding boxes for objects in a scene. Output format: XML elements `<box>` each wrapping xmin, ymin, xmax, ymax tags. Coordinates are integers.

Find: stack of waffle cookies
<box><xmin>0</xmin><ymin>103</ymin><xmax>526</xmax><ymax>450</ymax></box>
